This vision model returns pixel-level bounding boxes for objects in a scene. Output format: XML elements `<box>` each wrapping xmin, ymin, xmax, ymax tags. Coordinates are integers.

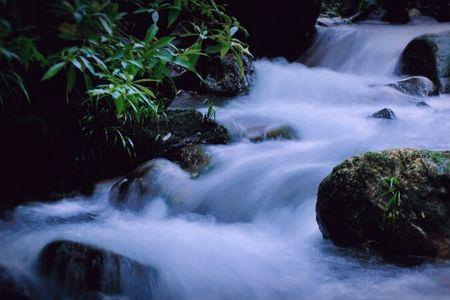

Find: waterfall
<box><xmin>1</xmin><ymin>23</ymin><xmax>450</xmax><ymax>300</ymax></box>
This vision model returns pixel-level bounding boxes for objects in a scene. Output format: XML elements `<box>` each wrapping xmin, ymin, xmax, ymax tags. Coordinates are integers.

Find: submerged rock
<box><xmin>38</xmin><ymin>240</ymin><xmax>159</xmax><ymax>298</ymax></box>
<box><xmin>0</xmin><ymin>265</ymin><xmax>39</xmax><ymax>300</ymax></box>
<box><xmin>109</xmin><ymin>162</ymin><xmax>158</xmax><ymax>210</ymax></box>
<box><xmin>317</xmin><ymin>149</ymin><xmax>450</xmax><ymax>259</ymax></box>
<box><xmin>370</xmin><ymin>108</ymin><xmax>397</xmax><ymax>120</ymax></box>
<box><xmin>245</xmin><ymin>125</ymin><xmax>298</xmax><ymax>142</ymax></box>
<box><xmin>400</xmin><ymin>31</ymin><xmax>450</xmax><ymax>94</ymax></box>
<box><xmin>387</xmin><ymin>76</ymin><xmax>436</xmax><ymax>97</ymax></box>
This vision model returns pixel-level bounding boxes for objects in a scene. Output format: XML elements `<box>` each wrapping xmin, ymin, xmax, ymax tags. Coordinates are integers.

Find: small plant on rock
<box><xmin>379</xmin><ymin>176</ymin><xmax>402</xmax><ymax>229</ymax></box>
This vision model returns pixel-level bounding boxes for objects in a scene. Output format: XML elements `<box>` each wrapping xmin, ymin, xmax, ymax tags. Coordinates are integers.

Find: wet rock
<box><xmin>370</xmin><ymin>108</ymin><xmax>397</xmax><ymax>120</ymax></box>
<box><xmin>400</xmin><ymin>31</ymin><xmax>450</xmax><ymax>94</ymax></box>
<box><xmin>317</xmin><ymin>149</ymin><xmax>450</xmax><ymax>259</ymax></box>
<box><xmin>245</xmin><ymin>125</ymin><xmax>298</xmax><ymax>142</ymax></box>
<box><xmin>387</xmin><ymin>76</ymin><xmax>436</xmax><ymax>97</ymax></box>
<box><xmin>158</xmin><ymin>109</ymin><xmax>230</xmax><ymax>148</ymax></box>
<box><xmin>225</xmin><ymin>0</ymin><xmax>321</xmax><ymax>60</ymax></box>
<box><xmin>38</xmin><ymin>240</ymin><xmax>158</xmax><ymax>298</ymax></box>
<box><xmin>203</xmin><ymin>54</ymin><xmax>255</xmax><ymax>97</ymax></box>
<box><xmin>417</xmin><ymin>101</ymin><xmax>432</xmax><ymax>108</ymax></box>
<box><xmin>0</xmin><ymin>265</ymin><xmax>39</xmax><ymax>300</ymax></box>
<box><xmin>176</xmin><ymin>145</ymin><xmax>211</xmax><ymax>174</ymax></box>
<box><xmin>317</xmin><ymin>16</ymin><xmax>349</xmax><ymax>27</ymax></box>
<box><xmin>174</xmin><ymin>54</ymin><xmax>255</xmax><ymax>97</ymax></box>
<box><xmin>109</xmin><ymin>161</ymin><xmax>158</xmax><ymax>210</ymax></box>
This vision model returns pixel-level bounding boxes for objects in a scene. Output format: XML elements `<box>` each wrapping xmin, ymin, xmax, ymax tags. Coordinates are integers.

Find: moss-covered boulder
<box><xmin>316</xmin><ymin>149</ymin><xmax>450</xmax><ymax>259</ymax></box>
<box><xmin>400</xmin><ymin>31</ymin><xmax>450</xmax><ymax>94</ymax></box>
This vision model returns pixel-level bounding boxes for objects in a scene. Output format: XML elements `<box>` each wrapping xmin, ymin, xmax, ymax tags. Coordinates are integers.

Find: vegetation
<box><xmin>0</xmin><ymin>0</ymin><xmax>250</xmax><ymax>153</ymax></box>
<box><xmin>321</xmin><ymin>0</ymin><xmax>376</xmax><ymax>17</ymax></box>
<box><xmin>380</xmin><ymin>176</ymin><xmax>402</xmax><ymax>229</ymax></box>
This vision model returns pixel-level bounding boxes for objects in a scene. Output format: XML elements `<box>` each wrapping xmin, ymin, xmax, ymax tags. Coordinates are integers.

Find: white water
<box><xmin>2</xmin><ymin>23</ymin><xmax>450</xmax><ymax>300</ymax></box>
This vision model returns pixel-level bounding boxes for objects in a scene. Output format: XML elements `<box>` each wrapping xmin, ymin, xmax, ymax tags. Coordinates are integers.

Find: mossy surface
<box><xmin>317</xmin><ymin>149</ymin><xmax>450</xmax><ymax>259</ymax></box>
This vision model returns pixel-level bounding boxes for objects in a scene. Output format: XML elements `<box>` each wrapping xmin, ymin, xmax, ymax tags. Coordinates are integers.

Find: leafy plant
<box><xmin>0</xmin><ymin>1</ymin><xmax>44</xmax><ymax>107</ymax></box>
<box><xmin>379</xmin><ymin>176</ymin><xmax>402</xmax><ymax>229</ymax></box>
<box><xmin>203</xmin><ymin>99</ymin><xmax>216</xmax><ymax>122</ymax></box>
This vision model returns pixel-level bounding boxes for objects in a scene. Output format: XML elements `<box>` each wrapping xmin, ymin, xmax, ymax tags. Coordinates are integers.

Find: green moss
<box><xmin>421</xmin><ymin>150</ymin><xmax>450</xmax><ymax>174</ymax></box>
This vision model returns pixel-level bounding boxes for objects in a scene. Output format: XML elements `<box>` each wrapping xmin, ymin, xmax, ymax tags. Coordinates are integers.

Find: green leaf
<box><xmin>167</xmin><ymin>8</ymin><xmax>181</xmax><ymax>28</ymax></box>
<box><xmin>99</xmin><ymin>17</ymin><xmax>113</xmax><ymax>36</ymax></box>
<box><xmin>145</xmin><ymin>24</ymin><xmax>159</xmax><ymax>43</ymax></box>
<box><xmin>114</xmin><ymin>97</ymin><xmax>126</xmax><ymax>115</ymax></box>
<box><xmin>80</xmin><ymin>56</ymin><xmax>95</xmax><ymax>74</ymax></box>
<box><xmin>71</xmin><ymin>58</ymin><xmax>83</xmax><ymax>71</ymax></box>
<box><xmin>83</xmin><ymin>73</ymin><xmax>93</xmax><ymax>90</ymax></box>
<box><xmin>153</xmin><ymin>36</ymin><xmax>175</xmax><ymax>48</ymax></box>
<box><xmin>42</xmin><ymin>62</ymin><xmax>66</xmax><ymax>81</ymax></box>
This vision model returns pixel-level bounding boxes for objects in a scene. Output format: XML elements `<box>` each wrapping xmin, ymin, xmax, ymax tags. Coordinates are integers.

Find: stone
<box><xmin>387</xmin><ymin>76</ymin><xmax>436</xmax><ymax>97</ymax></box>
<box><xmin>317</xmin><ymin>149</ymin><xmax>450</xmax><ymax>259</ymax></box>
<box><xmin>400</xmin><ymin>31</ymin><xmax>450</xmax><ymax>94</ymax></box>
<box><xmin>370</xmin><ymin>108</ymin><xmax>397</xmax><ymax>120</ymax></box>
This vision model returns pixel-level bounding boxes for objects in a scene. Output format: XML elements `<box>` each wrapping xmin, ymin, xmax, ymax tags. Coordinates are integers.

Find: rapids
<box><xmin>1</xmin><ymin>23</ymin><xmax>450</xmax><ymax>300</ymax></box>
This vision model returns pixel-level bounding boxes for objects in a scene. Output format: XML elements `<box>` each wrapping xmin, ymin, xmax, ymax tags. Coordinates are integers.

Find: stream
<box><xmin>1</xmin><ymin>23</ymin><xmax>450</xmax><ymax>300</ymax></box>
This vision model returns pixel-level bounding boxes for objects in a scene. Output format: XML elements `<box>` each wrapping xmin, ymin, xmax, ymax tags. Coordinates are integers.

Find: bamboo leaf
<box><xmin>42</xmin><ymin>62</ymin><xmax>66</xmax><ymax>81</ymax></box>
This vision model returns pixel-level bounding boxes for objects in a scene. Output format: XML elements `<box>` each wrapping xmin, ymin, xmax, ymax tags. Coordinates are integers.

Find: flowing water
<box><xmin>2</xmin><ymin>23</ymin><xmax>450</xmax><ymax>300</ymax></box>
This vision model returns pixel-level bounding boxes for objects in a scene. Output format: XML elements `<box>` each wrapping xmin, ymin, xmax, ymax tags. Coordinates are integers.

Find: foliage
<box><xmin>379</xmin><ymin>176</ymin><xmax>402</xmax><ymax>229</ymax></box>
<box><xmin>0</xmin><ymin>2</ymin><xmax>44</xmax><ymax>107</ymax></box>
<box><xmin>0</xmin><ymin>0</ymin><xmax>250</xmax><ymax>155</ymax></box>
<box><xmin>321</xmin><ymin>0</ymin><xmax>377</xmax><ymax>18</ymax></box>
<box><xmin>203</xmin><ymin>99</ymin><xmax>216</xmax><ymax>122</ymax></box>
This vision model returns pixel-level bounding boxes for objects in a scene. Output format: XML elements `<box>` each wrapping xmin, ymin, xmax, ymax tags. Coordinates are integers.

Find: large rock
<box><xmin>317</xmin><ymin>149</ymin><xmax>450</xmax><ymax>259</ymax></box>
<box><xmin>400</xmin><ymin>31</ymin><xmax>450</xmax><ymax>94</ymax></box>
<box><xmin>38</xmin><ymin>240</ymin><xmax>159</xmax><ymax>298</ymax></box>
<box><xmin>225</xmin><ymin>0</ymin><xmax>321</xmax><ymax>60</ymax></box>
<box><xmin>387</xmin><ymin>76</ymin><xmax>436</xmax><ymax>97</ymax></box>
<box><xmin>0</xmin><ymin>265</ymin><xmax>39</xmax><ymax>300</ymax></box>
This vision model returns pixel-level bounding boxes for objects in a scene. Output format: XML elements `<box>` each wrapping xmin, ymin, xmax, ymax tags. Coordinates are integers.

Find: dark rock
<box><xmin>157</xmin><ymin>109</ymin><xmax>230</xmax><ymax>149</ymax></box>
<box><xmin>109</xmin><ymin>145</ymin><xmax>210</xmax><ymax>209</ymax></box>
<box><xmin>225</xmin><ymin>0</ymin><xmax>321</xmax><ymax>60</ymax></box>
<box><xmin>379</xmin><ymin>0</ymin><xmax>410</xmax><ymax>23</ymax></box>
<box><xmin>174</xmin><ymin>54</ymin><xmax>255</xmax><ymax>97</ymax></box>
<box><xmin>245</xmin><ymin>125</ymin><xmax>299</xmax><ymax>142</ymax></box>
<box><xmin>177</xmin><ymin>145</ymin><xmax>211</xmax><ymax>174</ymax></box>
<box><xmin>38</xmin><ymin>240</ymin><xmax>159</xmax><ymax>298</ymax></box>
<box><xmin>400</xmin><ymin>31</ymin><xmax>450</xmax><ymax>94</ymax></box>
<box><xmin>408</xmin><ymin>0</ymin><xmax>450</xmax><ymax>21</ymax></box>
<box><xmin>370</xmin><ymin>108</ymin><xmax>397</xmax><ymax>120</ymax></box>
<box><xmin>0</xmin><ymin>265</ymin><xmax>39</xmax><ymax>300</ymax></box>
<box><xmin>203</xmin><ymin>54</ymin><xmax>255</xmax><ymax>96</ymax></box>
<box><xmin>109</xmin><ymin>161</ymin><xmax>161</xmax><ymax>210</ymax></box>
<box><xmin>317</xmin><ymin>149</ymin><xmax>450</xmax><ymax>259</ymax></box>
<box><xmin>417</xmin><ymin>101</ymin><xmax>432</xmax><ymax>108</ymax></box>
<box><xmin>387</xmin><ymin>76</ymin><xmax>436</xmax><ymax>97</ymax></box>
